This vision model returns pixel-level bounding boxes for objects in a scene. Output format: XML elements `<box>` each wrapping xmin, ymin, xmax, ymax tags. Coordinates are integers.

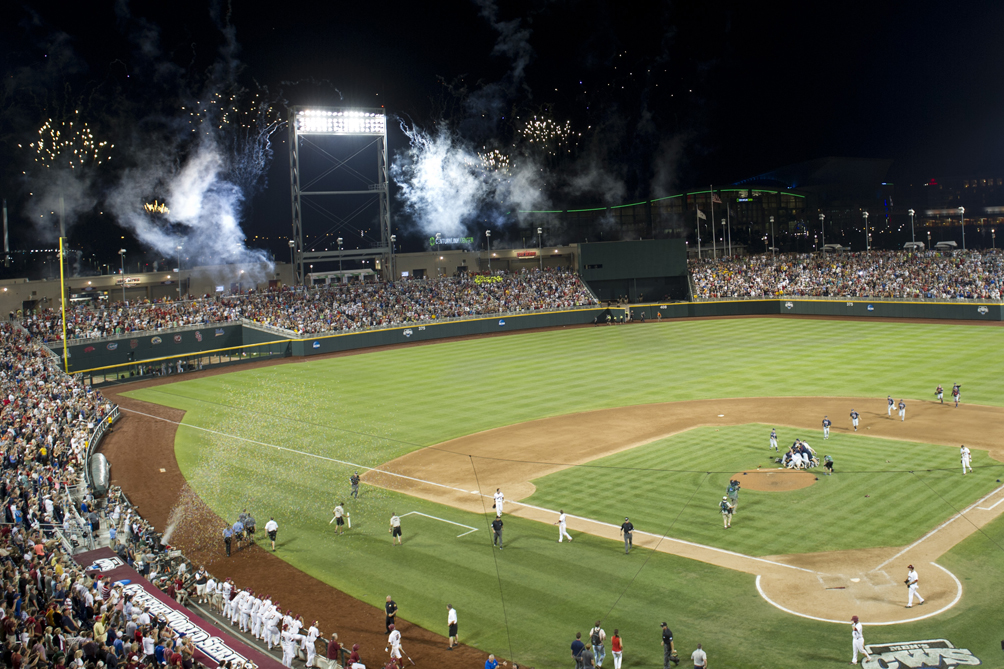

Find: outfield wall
<box><xmin>630</xmin><ymin>299</ymin><xmax>1003</xmax><ymax>322</ymax></box>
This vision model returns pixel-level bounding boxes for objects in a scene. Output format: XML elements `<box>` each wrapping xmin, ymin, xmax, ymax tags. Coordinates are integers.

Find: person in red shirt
<box><xmin>347</xmin><ymin>643</ymin><xmax>360</xmax><ymax>667</ymax></box>
<box><xmin>610</xmin><ymin>630</ymin><xmax>623</xmax><ymax>669</ymax></box>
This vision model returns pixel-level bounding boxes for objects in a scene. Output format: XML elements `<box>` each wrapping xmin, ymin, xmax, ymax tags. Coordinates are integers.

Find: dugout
<box><xmin>578</xmin><ymin>239</ymin><xmax>690</xmax><ymax>302</ymax></box>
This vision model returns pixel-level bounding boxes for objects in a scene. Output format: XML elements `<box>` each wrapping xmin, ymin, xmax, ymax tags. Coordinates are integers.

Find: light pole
<box><xmin>537</xmin><ymin>227</ymin><xmax>543</xmax><ymax>270</ymax></box>
<box><xmin>176</xmin><ymin>245</ymin><xmax>183</xmax><ymax>301</ymax></box>
<box><xmin>485</xmin><ymin>230</ymin><xmax>492</xmax><ymax>271</ymax></box>
<box><xmin>118</xmin><ymin>249</ymin><xmax>127</xmax><ymax>303</ymax></box>
<box><xmin>769</xmin><ymin>216</ymin><xmax>775</xmax><ymax>257</ymax></box>
<box><xmin>958</xmin><ymin>207</ymin><xmax>965</xmax><ymax>250</ymax></box>
<box><xmin>390</xmin><ymin>234</ymin><xmax>397</xmax><ymax>280</ymax></box>
<box><xmin>337</xmin><ymin>237</ymin><xmax>343</xmax><ymax>278</ymax></box>
<box><xmin>992</xmin><ymin>228</ymin><xmax>996</xmax><ymax>250</ymax></box>
<box><xmin>907</xmin><ymin>209</ymin><xmax>915</xmax><ymax>244</ymax></box>
<box><xmin>819</xmin><ymin>213</ymin><xmax>825</xmax><ymax>251</ymax></box>
<box><xmin>288</xmin><ymin>239</ymin><xmax>296</xmax><ymax>286</ymax></box>
<box><xmin>927</xmin><ymin>230</ymin><xmax>932</xmax><ymax>251</ymax></box>
<box><xmin>863</xmin><ymin>211</ymin><xmax>870</xmax><ymax>251</ymax></box>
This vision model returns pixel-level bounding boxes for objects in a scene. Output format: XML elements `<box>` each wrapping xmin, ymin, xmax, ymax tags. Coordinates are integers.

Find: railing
<box><xmin>49</xmin><ymin>320</ymin><xmax>238</xmax><ymax>345</ymax></box>
<box><xmin>239</xmin><ymin>319</ymin><xmax>300</xmax><ymax>338</ymax></box>
<box><xmin>692</xmin><ymin>294</ymin><xmax>1004</xmax><ymax>304</ymax></box>
<box><xmin>84</xmin><ymin>405</ymin><xmax>121</xmax><ymax>489</ymax></box>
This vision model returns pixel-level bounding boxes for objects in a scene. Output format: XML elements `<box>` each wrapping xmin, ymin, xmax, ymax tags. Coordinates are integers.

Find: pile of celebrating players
<box><xmin>23</xmin><ymin>267</ymin><xmax>596</xmax><ymax>342</ymax></box>
<box><xmin>779</xmin><ymin>439</ymin><xmax>819</xmax><ymax>469</ymax></box>
<box><xmin>690</xmin><ymin>249</ymin><xmax>1004</xmax><ymax>300</ymax></box>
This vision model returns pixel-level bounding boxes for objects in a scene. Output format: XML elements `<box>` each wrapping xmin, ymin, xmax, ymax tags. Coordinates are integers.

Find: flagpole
<box><xmin>710</xmin><ymin>185</ymin><xmax>716</xmax><ymax>259</ymax></box>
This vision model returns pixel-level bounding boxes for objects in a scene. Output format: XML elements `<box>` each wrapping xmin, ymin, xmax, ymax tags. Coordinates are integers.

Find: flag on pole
<box><xmin>712</xmin><ymin>193</ymin><xmax>722</xmax><ymax>204</ymax></box>
<box><xmin>696</xmin><ymin>208</ymin><xmax>707</xmax><ymax>220</ymax></box>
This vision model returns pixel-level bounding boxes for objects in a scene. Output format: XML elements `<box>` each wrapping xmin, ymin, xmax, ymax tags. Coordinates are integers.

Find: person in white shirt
<box><xmin>332</xmin><ymin>503</ymin><xmax>346</xmax><ymax>536</ymax></box>
<box><xmin>141</xmin><ymin>634</ymin><xmax>155</xmax><ymax>663</ymax></box>
<box><xmin>961</xmin><ymin>445</ymin><xmax>972</xmax><ymax>474</ymax></box>
<box><xmin>204</xmin><ymin>578</ymin><xmax>217</xmax><ymax>608</ymax></box>
<box><xmin>265</xmin><ymin>518</ymin><xmax>279</xmax><ymax>551</ymax></box>
<box><xmin>447</xmin><ymin>604</ymin><xmax>458</xmax><ymax>650</ymax></box>
<box><xmin>280</xmin><ymin>625</ymin><xmax>296</xmax><ymax>668</ymax></box>
<box><xmin>905</xmin><ymin>565</ymin><xmax>925</xmax><ymax>607</ymax></box>
<box><xmin>303</xmin><ymin>621</ymin><xmax>319</xmax><ymax>667</ymax></box>
<box><xmin>691</xmin><ymin>643</ymin><xmax>707</xmax><ymax>668</ymax></box>
<box><xmin>555</xmin><ymin>510</ymin><xmax>573</xmax><ymax>543</ymax></box>
<box><xmin>386</xmin><ymin>624</ymin><xmax>403</xmax><ymax>667</ymax></box>
<box><xmin>240</xmin><ymin>592</ymin><xmax>255</xmax><ymax>632</ymax></box>
<box><xmin>389</xmin><ymin>513</ymin><xmax>402</xmax><ymax>546</ymax></box>
<box><xmin>850</xmin><ymin>615</ymin><xmax>871</xmax><ymax>665</ymax></box>
<box><xmin>493</xmin><ymin>489</ymin><xmax>505</xmax><ymax>517</ymax></box>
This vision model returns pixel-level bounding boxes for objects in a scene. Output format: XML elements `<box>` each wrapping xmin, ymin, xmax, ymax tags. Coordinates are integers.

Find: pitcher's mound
<box><xmin>733</xmin><ymin>469</ymin><xmax>816</xmax><ymax>491</ymax></box>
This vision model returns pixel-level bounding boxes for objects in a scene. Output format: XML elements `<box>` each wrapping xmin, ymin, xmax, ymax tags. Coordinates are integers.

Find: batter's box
<box><xmin>818</xmin><ymin>575</ymin><xmax>846</xmax><ymax>590</ymax></box>
<box><xmin>866</xmin><ymin>570</ymin><xmax>896</xmax><ymax>587</ymax></box>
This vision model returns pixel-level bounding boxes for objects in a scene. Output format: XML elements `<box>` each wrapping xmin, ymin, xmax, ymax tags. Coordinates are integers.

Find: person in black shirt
<box><xmin>350</xmin><ymin>472</ymin><xmax>361</xmax><ymax>499</ymax></box>
<box><xmin>384</xmin><ymin>596</ymin><xmax>397</xmax><ymax>633</ymax></box>
<box><xmin>491</xmin><ymin>517</ymin><xmax>503</xmax><ymax>550</ymax></box>
<box><xmin>620</xmin><ymin>518</ymin><xmax>634</xmax><ymax>554</ymax></box>
<box><xmin>660</xmin><ymin>623</ymin><xmax>678</xmax><ymax>668</ymax></box>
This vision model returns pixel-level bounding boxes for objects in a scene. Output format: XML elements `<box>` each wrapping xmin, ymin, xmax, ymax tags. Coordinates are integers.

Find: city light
<box><xmin>294</xmin><ymin>109</ymin><xmax>386</xmax><ymax>135</ymax></box>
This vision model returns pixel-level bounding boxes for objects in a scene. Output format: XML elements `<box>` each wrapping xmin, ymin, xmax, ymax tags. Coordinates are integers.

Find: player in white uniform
<box><xmin>493</xmin><ymin>489</ymin><xmax>505</xmax><ymax>517</ymax></box>
<box><xmin>898</xmin><ymin>399</ymin><xmax>906</xmax><ymax>421</ymax></box>
<box><xmin>387</xmin><ymin>624</ymin><xmax>403</xmax><ymax>668</ymax></box>
<box><xmin>850</xmin><ymin>410</ymin><xmax>859</xmax><ymax>431</ymax></box>
<box><xmin>961</xmin><ymin>445</ymin><xmax>972</xmax><ymax>474</ymax></box>
<box><xmin>219</xmin><ymin>579</ymin><xmax>232</xmax><ymax>614</ymax></box>
<box><xmin>850</xmin><ymin>615</ymin><xmax>871</xmax><ymax>665</ymax></box>
<box><xmin>905</xmin><ymin>565</ymin><xmax>925</xmax><ymax>607</ymax></box>
<box><xmin>303</xmin><ymin>621</ymin><xmax>319</xmax><ymax>667</ymax></box>
<box><xmin>240</xmin><ymin>591</ymin><xmax>254</xmax><ymax>632</ymax></box>
<box><xmin>769</xmin><ymin>428</ymin><xmax>778</xmax><ymax>451</ymax></box>
<box><xmin>822</xmin><ymin>417</ymin><xmax>831</xmax><ymax>440</ymax></box>
<box><xmin>555</xmin><ymin>509</ymin><xmax>573</xmax><ymax>542</ymax></box>
<box><xmin>887</xmin><ymin>396</ymin><xmax>894</xmax><ymax>416</ymax></box>
<box><xmin>280</xmin><ymin>625</ymin><xmax>296</xmax><ymax>668</ymax></box>
<box><xmin>265</xmin><ymin>608</ymin><xmax>281</xmax><ymax>650</ymax></box>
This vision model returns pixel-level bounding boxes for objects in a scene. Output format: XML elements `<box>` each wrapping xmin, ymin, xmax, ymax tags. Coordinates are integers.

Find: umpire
<box><xmin>223</xmin><ymin>526</ymin><xmax>233</xmax><ymax>557</ymax></box>
<box><xmin>660</xmin><ymin>622</ymin><xmax>679</xmax><ymax>668</ymax></box>
<box><xmin>491</xmin><ymin>517</ymin><xmax>503</xmax><ymax>550</ymax></box>
<box><xmin>620</xmin><ymin>517</ymin><xmax>634</xmax><ymax>554</ymax></box>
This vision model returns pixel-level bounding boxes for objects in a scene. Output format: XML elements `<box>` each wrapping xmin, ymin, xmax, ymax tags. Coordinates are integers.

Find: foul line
<box><xmin>400</xmin><ymin>511</ymin><xmax>479</xmax><ymax>537</ymax></box>
<box><xmin>754</xmin><ymin>561</ymin><xmax>963</xmax><ymax>625</ymax></box>
<box><xmin>977</xmin><ymin>494</ymin><xmax>1004</xmax><ymax>511</ymax></box>
<box><xmin>873</xmin><ymin>481</ymin><xmax>1004</xmax><ymax>572</ymax></box>
<box><xmin>120</xmin><ymin>407</ymin><xmax>806</xmax><ymax>575</ymax></box>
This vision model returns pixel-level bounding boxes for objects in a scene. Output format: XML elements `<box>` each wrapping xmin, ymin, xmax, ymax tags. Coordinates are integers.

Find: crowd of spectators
<box><xmin>690</xmin><ymin>249</ymin><xmax>1004</xmax><ymax>300</ymax></box>
<box><xmin>22</xmin><ymin>268</ymin><xmax>596</xmax><ymax>342</ymax></box>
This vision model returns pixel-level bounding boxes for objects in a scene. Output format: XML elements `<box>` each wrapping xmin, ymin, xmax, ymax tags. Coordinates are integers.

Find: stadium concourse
<box><xmin>691</xmin><ymin>249</ymin><xmax>1004</xmax><ymax>300</ymax></box>
<box><xmin>22</xmin><ymin>268</ymin><xmax>595</xmax><ymax>342</ymax></box>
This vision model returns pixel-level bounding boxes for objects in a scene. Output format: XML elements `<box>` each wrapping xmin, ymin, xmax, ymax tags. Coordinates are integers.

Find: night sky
<box><xmin>2</xmin><ymin>0</ymin><xmax>1003</xmax><ymax>266</ymax></box>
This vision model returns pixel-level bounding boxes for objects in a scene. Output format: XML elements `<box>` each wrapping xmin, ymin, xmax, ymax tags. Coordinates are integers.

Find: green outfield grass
<box><xmin>524</xmin><ymin>424</ymin><xmax>1001</xmax><ymax>556</ymax></box>
<box><xmin>124</xmin><ymin>318</ymin><xmax>1004</xmax><ymax>668</ymax></box>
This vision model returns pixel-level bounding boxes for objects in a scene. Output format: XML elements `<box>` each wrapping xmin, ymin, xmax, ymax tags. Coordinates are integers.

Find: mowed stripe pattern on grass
<box><xmin>523</xmin><ymin>424</ymin><xmax>1001</xmax><ymax>556</ymax></box>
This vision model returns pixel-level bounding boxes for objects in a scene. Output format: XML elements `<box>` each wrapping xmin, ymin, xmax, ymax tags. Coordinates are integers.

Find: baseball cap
<box><xmin>660</xmin><ymin>622</ymin><xmax>667</xmax><ymax>627</ymax></box>
<box><xmin>908</xmin><ymin>564</ymin><xmax>913</xmax><ymax>569</ymax></box>
<box><xmin>851</xmin><ymin>615</ymin><xmax>858</xmax><ymax>622</ymax></box>
<box><xmin>624</xmin><ymin>517</ymin><xmax>629</xmax><ymax>521</ymax></box>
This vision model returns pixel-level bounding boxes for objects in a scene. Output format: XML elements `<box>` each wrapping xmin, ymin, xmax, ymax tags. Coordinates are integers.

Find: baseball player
<box><xmin>727</xmin><ymin>479</ymin><xmax>740</xmax><ymax>510</ymax></box>
<box><xmin>887</xmin><ymin>396</ymin><xmax>894</xmax><ymax>416</ymax></box>
<box><xmin>350</xmin><ymin>471</ymin><xmax>361</xmax><ymax>499</ymax></box>
<box><xmin>952</xmin><ymin>383</ymin><xmax>961</xmax><ymax>408</ymax></box>
<box><xmin>332</xmin><ymin>503</ymin><xmax>346</xmax><ymax>535</ymax></box>
<box><xmin>493</xmin><ymin>488</ymin><xmax>505</xmax><ymax>517</ymax></box>
<box><xmin>556</xmin><ymin>509</ymin><xmax>573</xmax><ymax>542</ymax></box>
<box><xmin>905</xmin><ymin>564</ymin><xmax>925</xmax><ymax>607</ymax></box>
<box><xmin>769</xmin><ymin>428</ymin><xmax>778</xmax><ymax>451</ymax></box>
<box><xmin>850</xmin><ymin>615</ymin><xmax>871</xmax><ymax>665</ymax></box>
<box><xmin>898</xmin><ymin>399</ymin><xmax>906</xmax><ymax>422</ymax></box>
<box><xmin>720</xmin><ymin>496</ymin><xmax>734</xmax><ymax>528</ymax></box>
<box><xmin>961</xmin><ymin>445</ymin><xmax>973</xmax><ymax>474</ymax></box>
<box><xmin>389</xmin><ymin>512</ymin><xmax>403</xmax><ymax>545</ymax></box>
<box><xmin>386</xmin><ymin>624</ymin><xmax>403</xmax><ymax>669</ymax></box>
<box><xmin>265</xmin><ymin>517</ymin><xmax>279</xmax><ymax>551</ymax></box>
<box><xmin>303</xmin><ymin>621</ymin><xmax>319</xmax><ymax>667</ymax></box>
<box><xmin>850</xmin><ymin>409</ymin><xmax>860</xmax><ymax>432</ymax></box>
<box><xmin>822</xmin><ymin>416</ymin><xmax>831</xmax><ymax>440</ymax></box>
<box><xmin>936</xmin><ymin>384</ymin><xmax>944</xmax><ymax>403</ymax></box>
<box><xmin>620</xmin><ymin>517</ymin><xmax>634</xmax><ymax>554</ymax></box>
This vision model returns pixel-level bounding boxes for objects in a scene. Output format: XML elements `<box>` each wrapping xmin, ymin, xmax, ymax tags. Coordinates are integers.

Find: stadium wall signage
<box><xmin>516</xmin><ymin>250</ymin><xmax>537</xmax><ymax>258</ymax></box>
<box><xmin>474</xmin><ymin>275</ymin><xmax>504</xmax><ymax>284</ymax></box>
<box><xmin>429</xmin><ymin>236</ymin><xmax>474</xmax><ymax>245</ymax></box>
<box><xmin>862</xmin><ymin>639</ymin><xmax>980</xmax><ymax>667</ymax></box>
<box><xmin>75</xmin><ymin>548</ymin><xmax>279</xmax><ymax>669</ymax></box>
<box><xmin>151</xmin><ymin>337</ymin><xmax>162</xmax><ymax>345</ymax></box>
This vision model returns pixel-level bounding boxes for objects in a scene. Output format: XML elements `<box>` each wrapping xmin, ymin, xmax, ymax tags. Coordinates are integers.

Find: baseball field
<box><xmin>113</xmin><ymin>317</ymin><xmax>1004</xmax><ymax>668</ymax></box>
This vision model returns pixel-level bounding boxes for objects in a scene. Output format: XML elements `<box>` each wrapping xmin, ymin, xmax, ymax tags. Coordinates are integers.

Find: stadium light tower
<box><xmin>908</xmin><ymin>209</ymin><xmax>915</xmax><ymax>244</ymax></box>
<box><xmin>118</xmin><ymin>249</ymin><xmax>127</xmax><ymax>303</ymax></box>
<box><xmin>288</xmin><ymin>239</ymin><xmax>296</xmax><ymax>285</ymax></box>
<box><xmin>288</xmin><ymin>107</ymin><xmax>391</xmax><ymax>285</ymax></box>
<box><xmin>486</xmin><ymin>230</ymin><xmax>492</xmax><ymax>271</ymax></box>
<box><xmin>769</xmin><ymin>216</ymin><xmax>775</xmax><ymax>257</ymax></box>
<box><xmin>537</xmin><ymin>227</ymin><xmax>543</xmax><ymax>270</ymax></box>
<box><xmin>390</xmin><ymin>234</ymin><xmax>397</xmax><ymax>279</ymax></box>
<box><xmin>863</xmin><ymin>211</ymin><xmax>870</xmax><ymax>251</ymax></box>
<box><xmin>818</xmin><ymin>213</ymin><xmax>825</xmax><ymax>250</ymax></box>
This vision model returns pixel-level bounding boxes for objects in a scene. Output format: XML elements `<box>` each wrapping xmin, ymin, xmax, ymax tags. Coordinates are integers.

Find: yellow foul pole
<box><xmin>59</xmin><ymin>237</ymin><xmax>69</xmax><ymax>372</ymax></box>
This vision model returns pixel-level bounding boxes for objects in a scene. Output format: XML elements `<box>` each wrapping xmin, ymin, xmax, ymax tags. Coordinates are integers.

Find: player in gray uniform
<box><xmin>822</xmin><ymin>416</ymin><xmax>831</xmax><ymax>439</ymax></box>
<box><xmin>769</xmin><ymin>428</ymin><xmax>778</xmax><ymax>451</ymax></box>
<box><xmin>887</xmin><ymin>396</ymin><xmax>894</xmax><ymax>416</ymax></box>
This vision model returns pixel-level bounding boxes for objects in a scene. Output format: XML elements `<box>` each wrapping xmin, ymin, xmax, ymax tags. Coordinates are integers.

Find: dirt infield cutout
<box><xmin>732</xmin><ymin>469</ymin><xmax>816</xmax><ymax>491</ymax></box>
<box><xmin>367</xmin><ymin>397</ymin><xmax>1004</xmax><ymax>624</ymax></box>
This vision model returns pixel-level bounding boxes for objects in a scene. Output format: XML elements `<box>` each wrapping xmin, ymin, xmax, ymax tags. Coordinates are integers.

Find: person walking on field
<box><xmin>620</xmin><ymin>517</ymin><xmax>634</xmax><ymax>554</ymax></box>
<box><xmin>590</xmin><ymin>621</ymin><xmax>606</xmax><ymax>668</ymax></box>
<box><xmin>389</xmin><ymin>512</ymin><xmax>403</xmax><ymax>545</ymax></box>
<box><xmin>850</xmin><ymin>409</ymin><xmax>860</xmax><ymax>432</ymax></box>
<box><xmin>265</xmin><ymin>517</ymin><xmax>279</xmax><ymax>551</ymax></box>
<box><xmin>822</xmin><ymin>416</ymin><xmax>831</xmax><ymax>440</ymax></box>
<box><xmin>660</xmin><ymin>623</ymin><xmax>678</xmax><ymax>669</ymax></box>
<box><xmin>556</xmin><ymin>510</ymin><xmax>574</xmax><ymax>542</ymax></box>
<box><xmin>887</xmin><ymin>396</ymin><xmax>894</xmax><ymax>417</ymax></box>
<box><xmin>610</xmin><ymin>629</ymin><xmax>623</xmax><ymax>669</ymax></box>
<box><xmin>850</xmin><ymin>615</ymin><xmax>871</xmax><ymax>665</ymax></box>
<box><xmin>384</xmin><ymin>596</ymin><xmax>398</xmax><ymax>633</ymax></box>
<box><xmin>769</xmin><ymin>427</ymin><xmax>778</xmax><ymax>451</ymax></box>
<box><xmin>936</xmin><ymin>384</ymin><xmax>944</xmax><ymax>404</ymax></box>
<box><xmin>350</xmin><ymin>471</ymin><xmax>360</xmax><ymax>499</ymax></box>
<box><xmin>720</xmin><ymin>496</ymin><xmax>734</xmax><ymax>529</ymax></box>
<box><xmin>691</xmin><ymin>643</ymin><xmax>707</xmax><ymax>669</ymax></box>
<box><xmin>491</xmin><ymin>516</ymin><xmax>504</xmax><ymax>550</ymax></box>
<box><xmin>446</xmin><ymin>604</ymin><xmax>458</xmax><ymax>650</ymax></box>
<box><xmin>961</xmin><ymin>445</ymin><xmax>973</xmax><ymax>474</ymax></box>
<box><xmin>898</xmin><ymin>399</ymin><xmax>906</xmax><ymax>422</ymax></box>
<box><xmin>905</xmin><ymin>565</ymin><xmax>925</xmax><ymax>608</ymax></box>
<box><xmin>953</xmin><ymin>383</ymin><xmax>961</xmax><ymax>408</ymax></box>
<box><xmin>332</xmin><ymin>503</ymin><xmax>346</xmax><ymax>535</ymax></box>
